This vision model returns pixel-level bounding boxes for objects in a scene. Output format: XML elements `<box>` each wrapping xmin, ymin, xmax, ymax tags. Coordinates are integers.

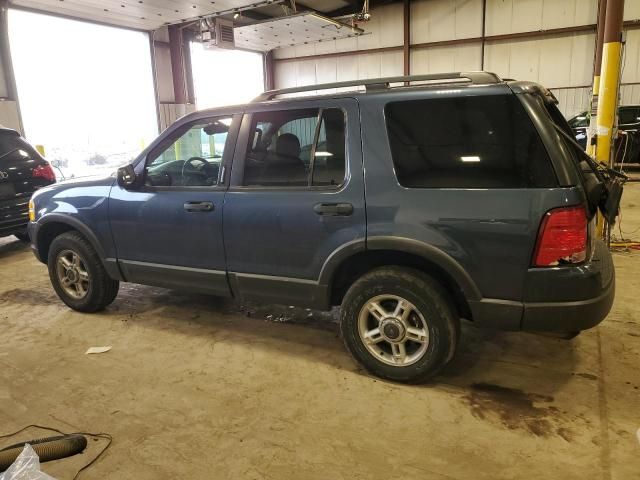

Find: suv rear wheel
<box><xmin>47</xmin><ymin>231</ymin><xmax>119</xmax><ymax>312</ymax></box>
<box><xmin>340</xmin><ymin>266</ymin><xmax>459</xmax><ymax>383</ymax></box>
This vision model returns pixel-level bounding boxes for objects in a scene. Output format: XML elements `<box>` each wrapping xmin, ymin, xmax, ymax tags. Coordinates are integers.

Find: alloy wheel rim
<box><xmin>357</xmin><ymin>294</ymin><xmax>429</xmax><ymax>367</ymax></box>
<box><xmin>56</xmin><ymin>249</ymin><xmax>90</xmax><ymax>299</ymax></box>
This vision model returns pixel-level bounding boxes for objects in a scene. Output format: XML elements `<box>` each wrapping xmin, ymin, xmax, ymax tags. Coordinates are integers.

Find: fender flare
<box><xmin>35</xmin><ymin>214</ymin><xmax>107</xmax><ymax>260</ymax></box>
<box><xmin>318</xmin><ymin>236</ymin><xmax>482</xmax><ymax>302</ymax></box>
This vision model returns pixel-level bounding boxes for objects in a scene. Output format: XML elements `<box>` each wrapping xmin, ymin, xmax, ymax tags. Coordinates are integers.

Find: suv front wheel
<box><xmin>340</xmin><ymin>267</ymin><xmax>459</xmax><ymax>383</ymax></box>
<box><xmin>47</xmin><ymin>231</ymin><xmax>119</xmax><ymax>312</ymax></box>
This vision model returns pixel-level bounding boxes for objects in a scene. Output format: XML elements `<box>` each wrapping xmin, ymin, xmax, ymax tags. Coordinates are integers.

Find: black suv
<box><xmin>28</xmin><ymin>72</ymin><xmax>617</xmax><ymax>383</ymax></box>
<box><xmin>0</xmin><ymin>127</ymin><xmax>56</xmax><ymax>240</ymax></box>
<box><xmin>569</xmin><ymin>106</ymin><xmax>640</xmax><ymax>164</ymax></box>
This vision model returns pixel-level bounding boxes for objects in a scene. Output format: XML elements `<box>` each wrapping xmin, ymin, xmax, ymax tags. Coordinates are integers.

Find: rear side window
<box><xmin>385</xmin><ymin>95</ymin><xmax>557</xmax><ymax>188</ymax></box>
<box><xmin>242</xmin><ymin>108</ymin><xmax>346</xmax><ymax>187</ymax></box>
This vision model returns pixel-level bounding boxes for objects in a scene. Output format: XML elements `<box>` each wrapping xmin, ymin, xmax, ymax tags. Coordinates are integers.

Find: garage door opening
<box><xmin>190</xmin><ymin>42</ymin><xmax>265</xmax><ymax>109</ymax></box>
<box><xmin>8</xmin><ymin>9</ymin><xmax>158</xmax><ymax>180</ymax></box>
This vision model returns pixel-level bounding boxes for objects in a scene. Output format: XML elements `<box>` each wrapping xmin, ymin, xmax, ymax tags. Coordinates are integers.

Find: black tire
<box><xmin>340</xmin><ymin>266</ymin><xmax>460</xmax><ymax>383</ymax></box>
<box><xmin>14</xmin><ymin>231</ymin><xmax>29</xmax><ymax>242</ymax></box>
<box><xmin>47</xmin><ymin>231</ymin><xmax>119</xmax><ymax>312</ymax></box>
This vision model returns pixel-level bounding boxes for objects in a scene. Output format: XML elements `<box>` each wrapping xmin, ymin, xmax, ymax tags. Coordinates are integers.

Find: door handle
<box><xmin>184</xmin><ymin>201</ymin><xmax>214</xmax><ymax>212</ymax></box>
<box><xmin>313</xmin><ymin>202</ymin><xmax>353</xmax><ymax>216</ymax></box>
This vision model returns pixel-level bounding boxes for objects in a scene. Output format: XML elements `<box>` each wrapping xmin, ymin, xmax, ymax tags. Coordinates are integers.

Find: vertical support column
<box><xmin>156</xmin><ymin>26</ymin><xmax>195</xmax><ymax>130</ymax></box>
<box><xmin>264</xmin><ymin>50</ymin><xmax>275</xmax><ymax>91</ymax></box>
<box><xmin>587</xmin><ymin>0</ymin><xmax>607</xmax><ymax>156</ymax></box>
<box><xmin>595</xmin><ymin>0</ymin><xmax>624</xmax><ymax>239</ymax></box>
<box><xmin>403</xmin><ymin>0</ymin><xmax>410</xmax><ymax>78</ymax></box>
<box><xmin>595</xmin><ymin>0</ymin><xmax>624</xmax><ymax>167</ymax></box>
<box><xmin>480</xmin><ymin>0</ymin><xmax>486</xmax><ymax>70</ymax></box>
<box><xmin>0</xmin><ymin>0</ymin><xmax>24</xmax><ymax>133</ymax></box>
<box><xmin>168</xmin><ymin>25</ymin><xmax>187</xmax><ymax>105</ymax></box>
<box><xmin>182</xmin><ymin>31</ymin><xmax>196</xmax><ymax>105</ymax></box>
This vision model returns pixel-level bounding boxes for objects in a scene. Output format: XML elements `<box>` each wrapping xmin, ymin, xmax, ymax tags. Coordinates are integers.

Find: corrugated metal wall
<box><xmin>274</xmin><ymin>0</ymin><xmax>640</xmax><ymax>117</ymax></box>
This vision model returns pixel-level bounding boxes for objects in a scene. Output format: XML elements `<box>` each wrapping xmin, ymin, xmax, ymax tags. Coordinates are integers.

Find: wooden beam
<box><xmin>403</xmin><ymin>0</ymin><xmax>410</xmax><ymax>77</ymax></box>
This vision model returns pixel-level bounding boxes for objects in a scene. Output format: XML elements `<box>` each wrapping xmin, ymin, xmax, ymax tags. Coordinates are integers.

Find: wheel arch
<box><xmin>36</xmin><ymin>215</ymin><xmax>107</xmax><ymax>264</ymax></box>
<box><xmin>320</xmin><ymin>237</ymin><xmax>481</xmax><ymax>320</ymax></box>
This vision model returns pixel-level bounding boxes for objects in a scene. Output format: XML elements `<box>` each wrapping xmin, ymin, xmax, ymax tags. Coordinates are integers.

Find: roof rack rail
<box><xmin>253</xmin><ymin>71</ymin><xmax>502</xmax><ymax>102</ymax></box>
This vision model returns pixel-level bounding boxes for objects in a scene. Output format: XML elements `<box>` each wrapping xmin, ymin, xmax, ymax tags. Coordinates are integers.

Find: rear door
<box><xmin>223</xmin><ymin>98</ymin><xmax>364</xmax><ymax>308</ymax></box>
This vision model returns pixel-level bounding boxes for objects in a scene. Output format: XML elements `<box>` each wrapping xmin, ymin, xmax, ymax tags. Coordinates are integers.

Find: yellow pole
<box><xmin>594</xmin><ymin>0</ymin><xmax>624</xmax><ymax>238</ymax></box>
<box><xmin>587</xmin><ymin>0</ymin><xmax>607</xmax><ymax>156</ymax></box>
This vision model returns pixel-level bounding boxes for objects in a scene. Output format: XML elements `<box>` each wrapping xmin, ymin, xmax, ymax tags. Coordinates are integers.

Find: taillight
<box><xmin>32</xmin><ymin>163</ymin><xmax>56</xmax><ymax>182</ymax></box>
<box><xmin>533</xmin><ymin>206</ymin><xmax>587</xmax><ymax>267</ymax></box>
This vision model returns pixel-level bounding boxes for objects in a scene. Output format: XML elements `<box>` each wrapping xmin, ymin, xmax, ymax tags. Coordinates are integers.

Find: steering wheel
<box><xmin>181</xmin><ymin>156</ymin><xmax>208</xmax><ymax>185</ymax></box>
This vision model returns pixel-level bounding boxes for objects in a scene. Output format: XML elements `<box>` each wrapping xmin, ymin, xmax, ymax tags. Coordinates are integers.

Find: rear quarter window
<box><xmin>384</xmin><ymin>94</ymin><xmax>558</xmax><ymax>188</ymax></box>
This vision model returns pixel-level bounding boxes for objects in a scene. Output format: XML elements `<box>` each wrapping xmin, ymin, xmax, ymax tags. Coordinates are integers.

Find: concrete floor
<box><xmin>1</xmin><ymin>187</ymin><xmax>640</xmax><ymax>480</ymax></box>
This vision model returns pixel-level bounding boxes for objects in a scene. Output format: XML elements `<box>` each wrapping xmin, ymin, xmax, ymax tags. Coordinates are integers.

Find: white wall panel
<box><xmin>411</xmin><ymin>0</ymin><xmax>482</xmax><ymax>44</ymax></box>
<box><xmin>273</xmin><ymin>51</ymin><xmax>403</xmax><ymax>89</ymax></box>
<box><xmin>624</xmin><ymin>1</ymin><xmax>640</xmax><ymax>21</ymax></box>
<box><xmin>273</xmin><ymin>0</ymin><xmax>605</xmax><ymax>96</ymax></box>
<box><xmin>336</xmin><ymin>54</ymin><xmax>359</xmax><ymax>81</ymax></box>
<box><xmin>485</xmin><ymin>0</ymin><xmax>514</xmax><ymax>36</ymax></box>
<box><xmin>622</xmin><ymin>29</ymin><xmax>640</xmax><ymax>84</ymax></box>
<box><xmin>551</xmin><ymin>87</ymin><xmax>591</xmax><ymax>117</ymax></box>
<box><xmin>486</xmin><ymin>0</ymin><xmax>597</xmax><ymax>35</ymax></box>
<box><xmin>620</xmin><ymin>84</ymin><xmax>640</xmax><ymax>106</ymax></box>
<box><xmin>570</xmin><ymin>32</ymin><xmax>596</xmax><ymax>86</ymax></box>
<box><xmin>485</xmin><ymin>33</ymin><xmax>594</xmax><ymax>87</ymax></box>
<box><xmin>411</xmin><ymin>43</ymin><xmax>482</xmax><ymax>74</ymax></box>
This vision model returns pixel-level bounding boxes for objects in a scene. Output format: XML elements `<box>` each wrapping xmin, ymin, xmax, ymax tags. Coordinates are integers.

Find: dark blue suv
<box><xmin>28</xmin><ymin>72</ymin><xmax>617</xmax><ymax>383</ymax></box>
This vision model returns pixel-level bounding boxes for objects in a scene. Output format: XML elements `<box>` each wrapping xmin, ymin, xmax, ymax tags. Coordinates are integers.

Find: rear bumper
<box><xmin>469</xmin><ymin>240</ymin><xmax>615</xmax><ymax>332</ymax></box>
<box><xmin>521</xmin><ymin>274</ymin><xmax>614</xmax><ymax>332</ymax></box>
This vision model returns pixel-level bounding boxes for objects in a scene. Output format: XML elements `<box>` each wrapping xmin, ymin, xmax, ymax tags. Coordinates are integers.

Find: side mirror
<box><xmin>117</xmin><ymin>164</ymin><xmax>138</xmax><ymax>189</ymax></box>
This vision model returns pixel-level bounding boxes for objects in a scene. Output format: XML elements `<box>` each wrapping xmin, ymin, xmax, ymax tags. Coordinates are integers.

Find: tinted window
<box><xmin>242</xmin><ymin>108</ymin><xmax>345</xmax><ymax>187</ymax></box>
<box><xmin>618</xmin><ymin>107</ymin><xmax>640</xmax><ymax>125</ymax></box>
<box><xmin>385</xmin><ymin>95</ymin><xmax>557</xmax><ymax>188</ymax></box>
<box><xmin>0</xmin><ymin>132</ymin><xmax>41</xmax><ymax>160</ymax></box>
<box><xmin>146</xmin><ymin>117</ymin><xmax>231</xmax><ymax>187</ymax></box>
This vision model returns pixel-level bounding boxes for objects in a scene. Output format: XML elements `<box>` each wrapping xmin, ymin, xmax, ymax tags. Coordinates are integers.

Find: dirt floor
<box><xmin>1</xmin><ymin>187</ymin><xmax>640</xmax><ymax>480</ymax></box>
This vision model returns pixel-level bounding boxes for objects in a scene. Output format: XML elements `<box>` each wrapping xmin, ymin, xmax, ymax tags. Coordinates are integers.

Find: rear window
<box><xmin>0</xmin><ymin>132</ymin><xmax>40</xmax><ymax>160</ymax></box>
<box><xmin>385</xmin><ymin>94</ymin><xmax>558</xmax><ymax>188</ymax></box>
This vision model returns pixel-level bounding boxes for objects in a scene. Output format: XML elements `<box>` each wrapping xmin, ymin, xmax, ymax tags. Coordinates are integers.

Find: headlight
<box><xmin>28</xmin><ymin>200</ymin><xmax>35</xmax><ymax>221</ymax></box>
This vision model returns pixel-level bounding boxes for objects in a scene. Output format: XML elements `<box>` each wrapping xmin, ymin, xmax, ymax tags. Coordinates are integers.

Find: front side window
<box><xmin>146</xmin><ymin>117</ymin><xmax>231</xmax><ymax>187</ymax></box>
<box><xmin>385</xmin><ymin>95</ymin><xmax>557</xmax><ymax>189</ymax></box>
<box><xmin>242</xmin><ymin>108</ymin><xmax>346</xmax><ymax>187</ymax></box>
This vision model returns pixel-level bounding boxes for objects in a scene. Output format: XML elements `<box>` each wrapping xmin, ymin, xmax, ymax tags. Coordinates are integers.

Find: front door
<box><xmin>109</xmin><ymin>113</ymin><xmax>240</xmax><ymax>295</ymax></box>
<box><xmin>223</xmin><ymin>99</ymin><xmax>365</xmax><ymax>307</ymax></box>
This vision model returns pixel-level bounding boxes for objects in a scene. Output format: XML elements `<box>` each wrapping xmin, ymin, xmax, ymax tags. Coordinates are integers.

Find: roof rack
<box><xmin>253</xmin><ymin>71</ymin><xmax>502</xmax><ymax>102</ymax></box>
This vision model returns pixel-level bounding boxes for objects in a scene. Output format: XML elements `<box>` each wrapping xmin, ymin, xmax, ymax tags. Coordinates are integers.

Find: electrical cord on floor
<box><xmin>0</xmin><ymin>424</ymin><xmax>112</xmax><ymax>479</ymax></box>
